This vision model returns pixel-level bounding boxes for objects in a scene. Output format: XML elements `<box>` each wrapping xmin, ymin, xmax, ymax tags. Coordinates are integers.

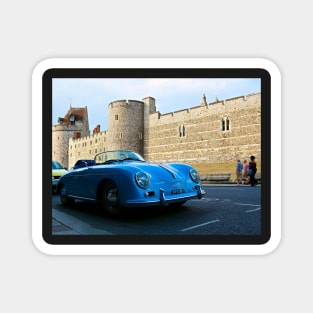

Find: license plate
<box><xmin>171</xmin><ymin>189</ymin><xmax>185</xmax><ymax>195</ymax></box>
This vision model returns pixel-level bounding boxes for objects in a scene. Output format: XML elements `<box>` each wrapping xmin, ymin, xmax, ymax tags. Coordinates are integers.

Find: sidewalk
<box><xmin>52</xmin><ymin>215</ymin><xmax>81</xmax><ymax>235</ymax></box>
<box><xmin>52</xmin><ymin>208</ymin><xmax>113</xmax><ymax>235</ymax></box>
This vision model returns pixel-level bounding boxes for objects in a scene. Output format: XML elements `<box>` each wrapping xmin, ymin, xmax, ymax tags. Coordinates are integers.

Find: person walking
<box><xmin>248</xmin><ymin>155</ymin><xmax>257</xmax><ymax>186</ymax></box>
<box><xmin>236</xmin><ymin>159</ymin><xmax>243</xmax><ymax>185</ymax></box>
<box><xmin>243</xmin><ymin>159</ymin><xmax>249</xmax><ymax>184</ymax></box>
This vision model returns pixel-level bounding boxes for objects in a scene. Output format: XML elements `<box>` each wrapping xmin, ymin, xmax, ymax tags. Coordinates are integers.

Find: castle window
<box><xmin>222</xmin><ymin>118</ymin><xmax>230</xmax><ymax>131</ymax></box>
<box><xmin>115</xmin><ymin>115</ymin><xmax>119</xmax><ymax>121</ymax></box>
<box><xmin>139</xmin><ymin>133</ymin><xmax>143</xmax><ymax>140</ymax></box>
<box><xmin>90</xmin><ymin>140</ymin><xmax>92</xmax><ymax>145</ymax></box>
<box><xmin>120</xmin><ymin>133</ymin><xmax>123</xmax><ymax>139</ymax></box>
<box><xmin>179</xmin><ymin>125</ymin><xmax>186</xmax><ymax>137</ymax></box>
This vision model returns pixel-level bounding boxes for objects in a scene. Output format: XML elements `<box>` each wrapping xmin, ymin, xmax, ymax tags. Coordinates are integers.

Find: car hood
<box><xmin>102</xmin><ymin>161</ymin><xmax>187</xmax><ymax>182</ymax></box>
<box><xmin>52</xmin><ymin>169</ymin><xmax>68</xmax><ymax>176</ymax></box>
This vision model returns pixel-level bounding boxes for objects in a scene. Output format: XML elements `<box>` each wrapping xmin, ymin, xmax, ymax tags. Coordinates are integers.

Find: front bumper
<box><xmin>125</xmin><ymin>186</ymin><xmax>205</xmax><ymax>207</ymax></box>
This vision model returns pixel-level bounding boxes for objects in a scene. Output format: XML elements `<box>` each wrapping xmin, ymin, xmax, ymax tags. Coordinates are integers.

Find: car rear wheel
<box><xmin>59</xmin><ymin>184</ymin><xmax>75</xmax><ymax>206</ymax></box>
<box><xmin>101</xmin><ymin>182</ymin><xmax>121</xmax><ymax>215</ymax></box>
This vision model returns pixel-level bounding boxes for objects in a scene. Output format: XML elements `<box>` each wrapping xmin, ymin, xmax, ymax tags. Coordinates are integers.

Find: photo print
<box><xmin>32</xmin><ymin>58</ymin><xmax>281</xmax><ymax>255</ymax></box>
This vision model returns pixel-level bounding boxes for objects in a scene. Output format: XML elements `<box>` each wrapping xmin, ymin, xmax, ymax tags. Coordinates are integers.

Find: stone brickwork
<box><xmin>108</xmin><ymin>99</ymin><xmax>145</xmax><ymax>155</ymax></box>
<box><xmin>68</xmin><ymin>131</ymin><xmax>109</xmax><ymax>168</ymax></box>
<box><xmin>52</xmin><ymin>93</ymin><xmax>261</xmax><ymax>169</ymax></box>
<box><xmin>145</xmin><ymin>93</ymin><xmax>261</xmax><ymax>164</ymax></box>
<box><xmin>52</xmin><ymin>107</ymin><xmax>89</xmax><ymax>169</ymax></box>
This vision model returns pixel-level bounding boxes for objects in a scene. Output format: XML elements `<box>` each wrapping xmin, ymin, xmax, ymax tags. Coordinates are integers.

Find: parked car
<box><xmin>52</xmin><ymin>160</ymin><xmax>68</xmax><ymax>192</ymax></box>
<box><xmin>71</xmin><ymin>159</ymin><xmax>95</xmax><ymax>170</ymax></box>
<box><xmin>58</xmin><ymin>150</ymin><xmax>205</xmax><ymax>215</ymax></box>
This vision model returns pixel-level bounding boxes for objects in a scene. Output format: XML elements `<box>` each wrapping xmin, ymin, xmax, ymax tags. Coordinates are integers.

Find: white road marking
<box><xmin>180</xmin><ymin>219</ymin><xmax>220</xmax><ymax>232</ymax></box>
<box><xmin>245</xmin><ymin>207</ymin><xmax>261</xmax><ymax>213</ymax></box>
<box><xmin>189</xmin><ymin>198</ymin><xmax>220</xmax><ymax>202</ymax></box>
<box><xmin>235</xmin><ymin>203</ymin><xmax>260</xmax><ymax>207</ymax></box>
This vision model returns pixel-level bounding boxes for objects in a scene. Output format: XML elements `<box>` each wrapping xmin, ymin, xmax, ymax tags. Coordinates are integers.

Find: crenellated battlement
<box><xmin>108</xmin><ymin>99</ymin><xmax>145</xmax><ymax>108</ymax></box>
<box><xmin>151</xmin><ymin>93</ymin><xmax>260</xmax><ymax>125</ymax></box>
<box><xmin>69</xmin><ymin>130</ymin><xmax>108</xmax><ymax>143</ymax></box>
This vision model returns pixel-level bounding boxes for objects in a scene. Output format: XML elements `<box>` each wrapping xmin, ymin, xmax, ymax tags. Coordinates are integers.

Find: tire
<box><xmin>59</xmin><ymin>184</ymin><xmax>75</xmax><ymax>206</ymax></box>
<box><xmin>101</xmin><ymin>182</ymin><xmax>121</xmax><ymax>215</ymax></box>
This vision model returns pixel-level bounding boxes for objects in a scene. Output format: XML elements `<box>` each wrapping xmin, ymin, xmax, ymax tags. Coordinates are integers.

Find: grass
<box><xmin>189</xmin><ymin>161</ymin><xmax>262</xmax><ymax>181</ymax></box>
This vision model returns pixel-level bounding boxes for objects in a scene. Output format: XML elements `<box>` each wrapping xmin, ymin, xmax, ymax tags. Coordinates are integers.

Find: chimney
<box><xmin>74</xmin><ymin>131</ymin><xmax>81</xmax><ymax>139</ymax></box>
<box><xmin>93</xmin><ymin>124</ymin><xmax>101</xmax><ymax>134</ymax></box>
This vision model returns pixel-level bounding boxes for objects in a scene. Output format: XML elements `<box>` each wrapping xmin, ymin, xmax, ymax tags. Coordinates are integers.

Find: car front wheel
<box><xmin>101</xmin><ymin>182</ymin><xmax>121</xmax><ymax>215</ymax></box>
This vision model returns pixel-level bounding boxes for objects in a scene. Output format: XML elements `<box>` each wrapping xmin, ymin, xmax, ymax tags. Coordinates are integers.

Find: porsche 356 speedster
<box><xmin>57</xmin><ymin>150</ymin><xmax>205</xmax><ymax>215</ymax></box>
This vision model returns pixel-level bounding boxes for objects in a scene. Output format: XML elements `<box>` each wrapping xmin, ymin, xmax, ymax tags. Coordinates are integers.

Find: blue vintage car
<box><xmin>58</xmin><ymin>150</ymin><xmax>205</xmax><ymax>215</ymax></box>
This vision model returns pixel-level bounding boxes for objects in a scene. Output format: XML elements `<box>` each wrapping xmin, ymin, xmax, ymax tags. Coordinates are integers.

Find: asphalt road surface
<box><xmin>52</xmin><ymin>184</ymin><xmax>261</xmax><ymax>236</ymax></box>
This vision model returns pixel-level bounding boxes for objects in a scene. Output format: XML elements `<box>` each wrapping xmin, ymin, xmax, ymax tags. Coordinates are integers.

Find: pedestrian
<box><xmin>236</xmin><ymin>159</ymin><xmax>243</xmax><ymax>185</ymax></box>
<box><xmin>248</xmin><ymin>155</ymin><xmax>257</xmax><ymax>186</ymax></box>
<box><xmin>243</xmin><ymin>159</ymin><xmax>249</xmax><ymax>184</ymax></box>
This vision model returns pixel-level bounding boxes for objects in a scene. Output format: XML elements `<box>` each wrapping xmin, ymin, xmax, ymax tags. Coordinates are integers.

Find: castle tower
<box><xmin>108</xmin><ymin>99</ymin><xmax>144</xmax><ymax>155</ymax></box>
<box><xmin>52</xmin><ymin>106</ymin><xmax>89</xmax><ymax>169</ymax></box>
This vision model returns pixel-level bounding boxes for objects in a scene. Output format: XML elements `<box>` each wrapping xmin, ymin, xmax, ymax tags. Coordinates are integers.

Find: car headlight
<box><xmin>190</xmin><ymin>169</ymin><xmax>200</xmax><ymax>183</ymax></box>
<box><xmin>135</xmin><ymin>171</ymin><xmax>150</xmax><ymax>189</ymax></box>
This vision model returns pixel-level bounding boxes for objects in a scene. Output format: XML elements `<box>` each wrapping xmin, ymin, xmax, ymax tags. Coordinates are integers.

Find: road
<box><xmin>52</xmin><ymin>184</ymin><xmax>261</xmax><ymax>236</ymax></box>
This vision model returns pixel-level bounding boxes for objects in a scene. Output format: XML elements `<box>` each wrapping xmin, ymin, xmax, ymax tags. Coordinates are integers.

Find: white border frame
<box><xmin>32</xmin><ymin>58</ymin><xmax>281</xmax><ymax>255</ymax></box>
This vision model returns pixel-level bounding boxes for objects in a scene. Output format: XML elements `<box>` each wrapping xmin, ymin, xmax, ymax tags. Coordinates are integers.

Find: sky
<box><xmin>52</xmin><ymin>78</ymin><xmax>260</xmax><ymax>132</ymax></box>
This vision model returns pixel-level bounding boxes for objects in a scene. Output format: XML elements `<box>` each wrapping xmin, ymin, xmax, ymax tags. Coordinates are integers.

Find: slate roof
<box><xmin>58</xmin><ymin>107</ymin><xmax>87</xmax><ymax>125</ymax></box>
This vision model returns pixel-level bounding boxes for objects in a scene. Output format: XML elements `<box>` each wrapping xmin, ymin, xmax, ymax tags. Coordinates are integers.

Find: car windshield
<box><xmin>52</xmin><ymin>161</ymin><xmax>64</xmax><ymax>170</ymax></box>
<box><xmin>94</xmin><ymin>150</ymin><xmax>145</xmax><ymax>164</ymax></box>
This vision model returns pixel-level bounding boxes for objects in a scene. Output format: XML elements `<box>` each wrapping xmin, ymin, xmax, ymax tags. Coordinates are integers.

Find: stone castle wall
<box><xmin>145</xmin><ymin>93</ymin><xmax>261</xmax><ymax>163</ymax></box>
<box><xmin>54</xmin><ymin>93</ymin><xmax>261</xmax><ymax>169</ymax></box>
<box><xmin>68</xmin><ymin>131</ymin><xmax>109</xmax><ymax>168</ymax></box>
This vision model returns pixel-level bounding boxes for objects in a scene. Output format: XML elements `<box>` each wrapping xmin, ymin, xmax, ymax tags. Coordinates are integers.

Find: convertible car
<box><xmin>58</xmin><ymin>150</ymin><xmax>205</xmax><ymax>215</ymax></box>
